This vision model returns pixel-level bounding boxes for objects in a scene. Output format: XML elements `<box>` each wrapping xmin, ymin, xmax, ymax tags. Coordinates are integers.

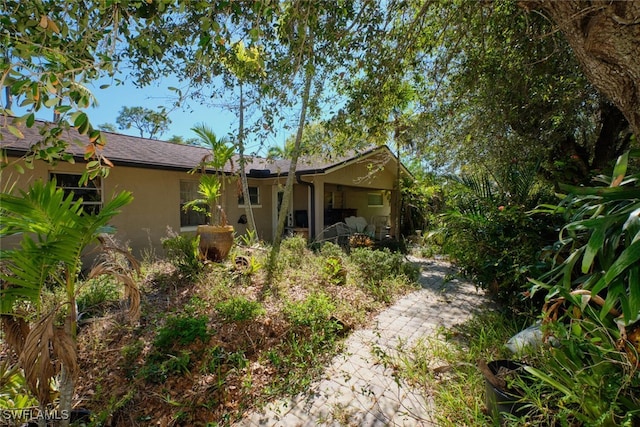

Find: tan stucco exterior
<box><xmin>1</xmin><ymin>146</ymin><xmax>406</xmax><ymax>259</ymax></box>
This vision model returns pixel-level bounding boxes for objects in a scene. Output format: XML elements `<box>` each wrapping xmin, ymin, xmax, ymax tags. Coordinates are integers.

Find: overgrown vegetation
<box><xmin>0</xmin><ymin>234</ymin><xmax>418</xmax><ymax>425</ymax></box>
<box><xmin>385</xmin><ymin>310</ymin><xmax>522</xmax><ymax>426</ymax></box>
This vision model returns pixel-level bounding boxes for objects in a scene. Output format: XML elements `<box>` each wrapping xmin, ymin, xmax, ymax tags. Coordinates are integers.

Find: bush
<box><xmin>77</xmin><ymin>275</ymin><xmax>122</xmax><ymax>318</ymax></box>
<box><xmin>524</xmin><ymin>150</ymin><xmax>640</xmax><ymax>425</ymax></box>
<box><xmin>441</xmin><ymin>205</ymin><xmax>555</xmax><ymax>309</ymax></box>
<box><xmin>322</xmin><ymin>256</ymin><xmax>347</xmax><ymax>286</ymax></box>
<box><xmin>285</xmin><ymin>292</ymin><xmax>336</xmax><ymax>329</ymax></box>
<box><xmin>318</xmin><ymin>242</ymin><xmax>345</xmax><ymax>259</ymax></box>
<box><xmin>161</xmin><ymin>231</ymin><xmax>203</xmax><ymax>279</ymax></box>
<box><xmin>154</xmin><ymin>315</ymin><xmax>210</xmax><ymax>352</ymax></box>
<box><xmin>215</xmin><ymin>296</ymin><xmax>264</xmax><ymax>322</ymax></box>
<box><xmin>349</xmin><ymin>247</ymin><xmax>419</xmax><ymax>284</ymax></box>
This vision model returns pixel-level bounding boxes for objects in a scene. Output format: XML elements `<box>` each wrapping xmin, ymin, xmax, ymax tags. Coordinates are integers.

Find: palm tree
<box><xmin>0</xmin><ymin>179</ymin><xmax>138</xmax><ymax>427</ymax></box>
<box><xmin>187</xmin><ymin>124</ymin><xmax>235</xmax><ymax>226</ymax></box>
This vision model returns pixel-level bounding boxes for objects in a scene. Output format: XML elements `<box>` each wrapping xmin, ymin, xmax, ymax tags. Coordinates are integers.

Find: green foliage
<box><xmin>285</xmin><ymin>292</ymin><xmax>336</xmax><ymax>330</ymax></box>
<box><xmin>0</xmin><ymin>178</ymin><xmax>134</xmax><ymax>411</ymax></box>
<box><xmin>76</xmin><ymin>275</ymin><xmax>122</xmax><ymax>318</ymax></box>
<box><xmin>0</xmin><ymin>362</ymin><xmax>38</xmax><ymax>413</ymax></box>
<box><xmin>141</xmin><ymin>351</ymin><xmax>192</xmax><ymax>384</ymax></box>
<box><xmin>322</xmin><ymin>256</ymin><xmax>347</xmax><ymax>286</ymax></box>
<box><xmin>318</xmin><ymin>242</ymin><xmax>344</xmax><ymax>258</ymax></box>
<box><xmin>141</xmin><ymin>315</ymin><xmax>209</xmax><ymax>383</ymax></box>
<box><xmin>439</xmin><ymin>165</ymin><xmax>556</xmax><ymax>310</ymax></box>
<box><xmin>280</xmin><ymin>235</ymin><xmax>309</xmax><ymax>257</ymax></box>
<box><xmin>350</xmin><ymin>247</ymin><xmax>419</xmax><ymax>285</ymax></box>
<box><xmin>203</xmin><ymin>346</ymin><xmax>249</xmax><ymax>375</ymax></box>
<box><xmin>525</xmin><ymin>150</ymin><xmax>640</xmax><ymax>425</ymax></box>
<box><xmin>154</xmin><ymin>315</ymin><xmax>210</xmax><ymax>353</ymax></box>
<box><xmin>442</xmin><ymin>205</ymin><xmax>553</xmax><ymax>308</ymax></box>
<box><xmin>120</xmin><ymin>340</ymin><xmax>144</xmax><ymax>378</ymax></box>
<box><xmin>523</xmin><ymin>317</ymin><xmax>640</xmax><ymax>426</ymax></box>
<box><xmin>267</xmin><ymin>292</ymin><xmax>344</xmax><ymax>396</ymax></box>
<box><xmin>161</xmin><ymin>232</ymin><xmax>203</xmax><ymax>279</ymax></box>
<box><xmin>215</xmin><ymin>297</ymin><xmax>264</xmax><ymax>322</ymax></box>
<box><xmin>349</xmin><ymin>247</ymin><xmax>419</xmax><ymax>303</ymax></box>
<box><xmin>531</xmin><ymin>150</ymin><xmax>640</xmax><ymax>326</ymax></box>
<box><xmin>182</xmin><ymin>124</ymin><xmax>235</xmax><ymax>226</ymax></box>
<box><xmin>115</xmin><ymin>105</ymin><xmax>171</xmax><ymax>139</ymax></box>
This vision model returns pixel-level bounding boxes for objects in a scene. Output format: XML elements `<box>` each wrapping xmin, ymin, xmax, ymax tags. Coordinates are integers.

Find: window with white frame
<box><xmin>367</xmin><ymin>192</ymin><xmax>384</xmax><ymax>207</ymax></box>
<box><xmin>50</xmin><ymin>172</ymin><xmax>102</xmax><ymax>214</ymax></box>
<box><xmin>238</xmin><ymin>186</ymin><xmax>260</xmax><ymax>206</ymax></box>
<box><xmin>180</xmin><ymin>180</ymin><xmax>207</xmax><ymax>227</ymax></box>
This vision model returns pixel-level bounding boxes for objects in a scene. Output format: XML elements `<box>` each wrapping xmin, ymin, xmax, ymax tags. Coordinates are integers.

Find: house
<box><xmin>1</xmin><ymin>120</ymin><xmax>411</xmax><ymax>257</ymax></box>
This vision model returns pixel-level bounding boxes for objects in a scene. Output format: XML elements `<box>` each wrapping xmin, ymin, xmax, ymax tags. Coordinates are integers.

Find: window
<box><xmin>50</xmin><ymin>173</ymin><xmax>102</xmax><ymax>214</ymax></box>
<box><xmin>180</xmin><ymin>181</ymin><xmax>207</xmax><ymax>227</ymax></box>
<box><xmin>238</xmin><ymin>186</ymin><xmax>260</xmax><ymax>206</ymax></box>
<box><xmin>367</xmin><ymin>192</ymin><xmax>384</xmax><ymax>207</ymax></box>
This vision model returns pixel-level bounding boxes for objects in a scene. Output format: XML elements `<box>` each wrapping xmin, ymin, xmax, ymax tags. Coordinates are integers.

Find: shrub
<box><xmin>322</xmin><ymin>256</ymin><xmax>347</xmax><ymax>286</ymax></box>
<box><xmin>77</xmin><ymin>275</ymin><xmax>122</xmax><ymax>318</ymax></box>
<box><xmin>280</xmin><ymin>235</ymin><xmax>308</xmax><ymax>258</ymax></box>
<box><xmin>161</xmin><ymin>231</ymin><xmax>203</xmax><ymax>279</ymax></box>
<box><xmin>318</xmin><ymin>241</ymin><xmax>345</xmax><ymax>258</ymax></box>
<box><xmin>215</xmin><ymin>296</ymin><xmax>264</xmax><ymax>322</ymax></box>
<box><xmin>442</xmin><ymin>205</ymin><xmax>555</xmax><ymax>309</ymax></box>
<box><xmin>349</xmin><ymin>247</ymin><xmax>419</xmax><ymax>284</ymax></box>
<box><xmin>525</xmin><ymin>150</ymin><xmax>640</xmax><ymax>424</ymax></box>
<box><xmin>154</xmin><ymin>315</ymin><xmax>210</xmax><ymax>352</ymax></box>
<box><xmin>285</xmin><ymin>292</ymin><xmax>336</xmax><ymax>331</ymax></box>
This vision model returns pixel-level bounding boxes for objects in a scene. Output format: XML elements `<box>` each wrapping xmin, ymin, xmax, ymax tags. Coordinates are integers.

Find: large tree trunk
<box><xmin>521</xmin><ymin>1</ymin><xmax>640</xmax><ymax>136</ymax></box>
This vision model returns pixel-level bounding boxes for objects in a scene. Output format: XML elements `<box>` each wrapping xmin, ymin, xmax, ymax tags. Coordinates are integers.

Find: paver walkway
<box><xmin>234</xmin><ymin>257</ymin><xmax>489</xmax><ymax>426</ymax></box>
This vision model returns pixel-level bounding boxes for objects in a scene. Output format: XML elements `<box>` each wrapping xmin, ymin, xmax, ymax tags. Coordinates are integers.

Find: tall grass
<box><xmin>387</xmin><ymin>310</ymin><xmax>523</xmax><ymax>426</ymax></box>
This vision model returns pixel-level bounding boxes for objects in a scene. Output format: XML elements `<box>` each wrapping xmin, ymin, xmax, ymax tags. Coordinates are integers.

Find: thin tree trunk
<box><xmin>58</xmin><ymin>305</ymin><xmax>77</xmax><ymax>427</ymax></box>
<box><xmin>238</xmin><ymin>83</ymin><xmax>257</xmax><ymax>236</ymax></box>
<box><xmin>269</xmin><ymin>59</ymin><xmax>314</xmax><ymax>266</ymax></box>
<box><xmin>58</xmin><ymin>364</ymin><xmax>74</xmax><ymax>427</ymax></box>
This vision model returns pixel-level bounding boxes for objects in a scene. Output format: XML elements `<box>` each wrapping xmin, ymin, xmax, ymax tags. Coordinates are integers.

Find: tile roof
<box><xmin>1</xmin><ymin>118</ymin><xmax>400</xmax><ymax>177</ymax></box>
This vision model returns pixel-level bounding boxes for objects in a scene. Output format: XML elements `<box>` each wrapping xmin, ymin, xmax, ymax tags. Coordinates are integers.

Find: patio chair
<box><xmin>344</xmin><ymin>216</ymin><xmax>375</xmax><ymax>237</ymax></box>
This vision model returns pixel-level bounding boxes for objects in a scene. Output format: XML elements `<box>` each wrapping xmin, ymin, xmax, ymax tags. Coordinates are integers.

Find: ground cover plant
<box><xmin>0</xmin><ymin>235</ymin><xmax>419</xmax><ymax>426</ymax></box>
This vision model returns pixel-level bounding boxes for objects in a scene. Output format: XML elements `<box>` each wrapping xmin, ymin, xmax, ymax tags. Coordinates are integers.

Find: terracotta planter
<box><xmin>196</xmin><ymin>225</ymin><xmax>234</xmax><ymax>262</ymax></box>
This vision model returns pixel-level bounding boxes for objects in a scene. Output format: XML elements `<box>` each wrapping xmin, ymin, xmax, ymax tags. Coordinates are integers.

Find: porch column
<box><xmin>389</xmin><ymin>188</ymin><xmax>398</xmax><ymax>239</ymax></box>
<box><xmin>313</xmin><ymin>180</ymin><xmax>324</xmax><ymax>240</ymax></box>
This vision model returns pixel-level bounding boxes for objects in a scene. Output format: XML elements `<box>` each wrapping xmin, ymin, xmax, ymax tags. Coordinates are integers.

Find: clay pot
<box><xmin>197</xmin><ymin>225</ymin><xmax>234</xmax><ymax>261</ymax></box>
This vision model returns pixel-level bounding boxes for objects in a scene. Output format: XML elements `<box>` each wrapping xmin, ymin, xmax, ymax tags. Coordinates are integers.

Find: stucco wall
<box><xmin>2</xmin><ymin>148</ymin><xmax>404</xmax><ymax>255</ymax></box>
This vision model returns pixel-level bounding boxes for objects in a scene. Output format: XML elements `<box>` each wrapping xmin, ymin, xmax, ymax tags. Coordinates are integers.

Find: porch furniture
<box><xmin>371</xmin><ymin>215</ymin><xmax>391</xmax><ymax>240</ymax></box>
<box><xmin>344</xmin><ymin>216</ymin><xmax>375</xmax><ymax>237</ymax></box>
<box><xmin>324</xmin><ymin>208</ymin><xmax>357</xmax><ymax>226</ymax></box>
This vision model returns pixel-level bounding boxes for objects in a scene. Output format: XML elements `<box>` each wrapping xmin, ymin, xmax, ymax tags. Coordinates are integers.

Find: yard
<box><xmin>1</xmin><ymin>234</ymin><xmax>421</xmax><ymax>426</ymax></box>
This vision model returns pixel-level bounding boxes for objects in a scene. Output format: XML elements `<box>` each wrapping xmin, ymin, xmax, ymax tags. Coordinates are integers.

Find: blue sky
<box><xmin>86</xmin><ymin>77</ymin><xmax>290</xmax><ymax>155</ymax></box>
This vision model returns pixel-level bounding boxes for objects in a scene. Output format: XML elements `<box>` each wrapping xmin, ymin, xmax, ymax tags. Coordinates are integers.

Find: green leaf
<box><xmin>524</xmin><ymin>366</ymin><xmax>574</xmax><ymax>398</ymax></box>
<box><xmin>7</xmin><ymin>125</ymin><xmax>24</xmax><ymax>139</ymax></box>
<box><xmin>558</xmin><ymin>183</ymin><xmax>640</xmax><ymax>200</ymax></box>
<box><xmin>581</xmin><ymin>219</ymin><xmax>608</xmax><ymax>274</ymax></box>
<box><xmin>591</xmin><ymin>240</ymin><xmax>640</xmax><ymax>296</ymax></box>
<box><xmin>73</xmin><ymin>112</ymin><xmax>88</xmax><ymax>127</ymax></box>
<box><xmin>611</xmin><ymin>151</ymin><xmax>629</xmax><ymax>187</ymax></box>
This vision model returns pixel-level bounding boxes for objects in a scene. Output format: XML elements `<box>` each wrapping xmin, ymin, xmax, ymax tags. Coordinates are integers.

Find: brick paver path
<box><xmin>234</xmin><ymin>257</ymin><xmax>489</xmax><ymax>426</ymax></box>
